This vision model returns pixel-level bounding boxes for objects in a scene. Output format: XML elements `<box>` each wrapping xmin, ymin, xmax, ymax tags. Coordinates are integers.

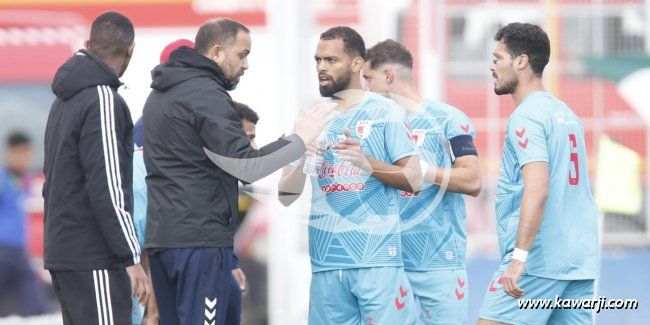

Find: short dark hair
<box><xmin>195</xmin><ymin>18</ymin><xmax>250</xmax><ymax>54</ymax></box>
<box><xmin>89</xmin><ymin>11</ymin><xmax>134</xmax><ymax>57</ymax></box>
<box><xmin>7</xmin><ymin>131</ymin><xmax>30</xmax><ymax>148</ymax></box>
<box><xmin>320</xmin><ymin>26</ymin><xmax>366</xmax><ymax>59</ymax></box>
<box><xmin>365</xmin><ymin>39</ymin><xmax>413</xmax><ymax>70</ymax></box>
<box><xmin>494</xmin><ymin>23</ymin><xmax>550</xmax><ymax>76</ymax></box>
<box><xmin>233</xmin><ymin>101</ymin><xmax>259</xmax><ymax>124</ymax></box>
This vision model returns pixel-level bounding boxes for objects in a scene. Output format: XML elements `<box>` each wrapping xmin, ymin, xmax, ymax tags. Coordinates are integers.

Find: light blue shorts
<box><xmin>406</xmin><ymin>268</ymin><xmax>468</xmax><ymax>324</ymax></box>
<box><xmin>479</xmin><ymin>263</ymin><xmax>594</xmax><ymax>325</ymax></box>
<box><xmin>309</xmin><ymin>266</ymin><xmax>418</xmax><ymax>325</ymax></box>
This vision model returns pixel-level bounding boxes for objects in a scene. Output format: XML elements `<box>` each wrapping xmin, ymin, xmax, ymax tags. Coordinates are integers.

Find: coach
<box><xmin>142</xmin><ymin>18</ymin><xmax>333</xmax><ymax>325</ymax></box>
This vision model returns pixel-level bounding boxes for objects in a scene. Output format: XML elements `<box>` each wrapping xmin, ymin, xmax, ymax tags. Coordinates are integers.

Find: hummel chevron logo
<box><xmin>394</xmin><ymin>297</ymin><xmax>406</xmax><ymax>310</ymax></box>
<box><xmin>518</xmin><ymin>138</ymin><xmax>529</xmax><ymax>149</ymax></box>
<box><xmin>205</xmin><ymin>297</ymin><xmax>217</xmax><ymax>324</ymax></box>
<box><xmin>455</xmin><ymin>287</ymin><xmax>465</xmax><ymax>300</ymax></box>
<box><xmin>460</xmin><ymin>124</ymin><xmax>470</xmax><ymax>132</ymax></box>
<box><xmin>489</xmin><ymin>276</ymin><xmax>503</xmax><ymax>292</ymax></box>
<box><xmin>457</xmin><ymin>277</ymin><xmax>465</xmax><ymax>288</ymax></box>
<box><xmin>399</xmin><ymin>285</ymin><xmax>408</xmax><ymax>298</ymax></box>
<box><xmin>515</xmin><ymin>127</ymin><xmax>526</xmax><ymax>138</ymax></box>
<box><xmin>205</xmin><ymin>309</ymin><xmax>215</xmax><ymax>320</ymax></box>
<box><xmin>205</xmin><ymin>297</ymin><xmax>217</xmax><ymax>309</ymax></box>
<box><xmin>488</xmin><ymin>280</ymin><xmax>498</xmax><ymax>292</ymax></box>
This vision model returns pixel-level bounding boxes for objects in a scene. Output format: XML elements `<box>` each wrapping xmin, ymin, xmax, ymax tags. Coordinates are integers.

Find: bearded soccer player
<box><xmin>278</xmin><ymin>26</ymin><xmax>422</xmax><ymax>324</ymax></box>
<box><xmin>363</xmin><ymin>39</ymin><xmax>482</xmax><ymax>324</ymax></box>
<box><xmin>478</xmin><ymin>23</ymin><xmax>599</xmax><ymax>325</ymax></box>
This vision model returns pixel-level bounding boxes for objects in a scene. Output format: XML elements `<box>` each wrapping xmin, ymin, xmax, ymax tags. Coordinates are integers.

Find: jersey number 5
<box><xmin>568</xmin><ymin>134</ymin><xmax>579</xmax><ymax>185</ymax></box>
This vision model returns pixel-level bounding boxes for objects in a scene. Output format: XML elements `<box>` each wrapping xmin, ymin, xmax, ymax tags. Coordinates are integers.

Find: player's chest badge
<box><xmin>412</xmin><ymin>129</ymin><xmax>427</xmax><ymax>147</ymax></box>
<box><xmin>356</xmin><ymin>120</ymin><xmax>373</xmax><ymax>139</ymax></box>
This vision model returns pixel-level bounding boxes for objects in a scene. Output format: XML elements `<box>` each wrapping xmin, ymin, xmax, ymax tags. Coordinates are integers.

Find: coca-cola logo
<box><xmin>400</xmin><ymin>191</ymin><xmax>419</xmax><ymax>197</ymax></box>
<box><xmin>317</xmin><ymin>161</ymin><xmax>362</xmax><ymax>180</ymax></box>
<box><xmin>321</xmin><ymin>182</ymin><xmax>365</xmax><ymax>193</ymax></box>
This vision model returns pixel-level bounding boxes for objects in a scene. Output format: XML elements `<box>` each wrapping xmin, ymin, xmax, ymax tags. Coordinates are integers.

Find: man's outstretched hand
<box><xmin>294</xmin><ymin>102</ymin><xmax>338</xmax><ymax>145</ymax></box>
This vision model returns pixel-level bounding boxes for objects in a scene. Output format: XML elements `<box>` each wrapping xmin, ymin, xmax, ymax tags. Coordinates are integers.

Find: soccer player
<box><xmin>278</xmin><ymin>26</ymin><xmax>422</xmax><ymax>324</ymax></box>
<box><xmin>362</xmin><ymin>39</ymin><xmax>482</xmax><ymax>324</ymax></box>
<box><xmin>478</xmin><ymin>23</ymin><xmax>599</xmax><ymax>325</ymax></box>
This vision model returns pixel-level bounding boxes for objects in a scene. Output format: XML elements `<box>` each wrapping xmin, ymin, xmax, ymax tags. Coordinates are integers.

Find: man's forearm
<box><xmin>367</xmin><ymin>157</ymin><xmax>422</xmax><ymax>193</ymax></box>
<box><xmin>431</xmin><ymin>166</ymin><xmax>482</xmax><ymax>196</ymax></box>
<box><xmin>515</xmin><ymin>186</ymin><xmax>548</xmax><ymax>251</ymax></box>
<box><xmin>278</xmin><ymin>162</ymin><xmax>307</xmax><ymax>206</ymax></box>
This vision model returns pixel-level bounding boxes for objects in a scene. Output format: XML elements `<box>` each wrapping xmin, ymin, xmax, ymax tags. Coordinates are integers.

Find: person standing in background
<box><xmin>0</xmin><ymin>132</ymin><xmax>49</xmax><ymax>317</ymax></box>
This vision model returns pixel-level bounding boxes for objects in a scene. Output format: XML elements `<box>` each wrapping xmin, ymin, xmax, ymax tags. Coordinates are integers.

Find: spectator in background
<box><xmin>0</xmin><ymin>131</ymin><xmax>49</xmax><ymax>317</ymax></box>
<box><xmin>233</xmin><ymin>101</ymin><xmax>259</xmax><ymax>150</ymax></box>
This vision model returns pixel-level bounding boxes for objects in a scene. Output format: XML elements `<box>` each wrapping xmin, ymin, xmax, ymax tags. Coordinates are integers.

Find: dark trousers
<box><xmin>226</xmin><ymin>268</ymin><xmax>242</xmax><ymax>325</ymax></box>
<box><xmin>149</xmin><ymin>247</ymin><xmax>238</xmax><ymax>325</ymax></box>
<box><xmin>49</xmin><ymin>269</ymin><xmax>132</xmax><ymax>325</ymax></box>
<box><xmin>0</xmin><ymin>245</ymin><xmax>49</xmax><ymax>317</ymax></box>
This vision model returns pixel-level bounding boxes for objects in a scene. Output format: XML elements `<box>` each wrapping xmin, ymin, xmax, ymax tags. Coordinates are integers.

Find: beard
<box><xmin>319</xmin><ymin>72</ymin><xmax>352</xmax><ymax>97</ymax></box>
<box><xmin>494</xmin><ymin>74</ymin><xmax>518</xmax><ymax>95</ymax></box>
<box><xmin>222</xmin><ymin>57</ymin><xmax>243</xmax><ymax>84</ymax></box>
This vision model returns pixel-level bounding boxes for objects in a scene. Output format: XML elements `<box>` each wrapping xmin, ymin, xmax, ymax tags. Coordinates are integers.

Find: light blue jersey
<box><xmin>399</xmin><ymin>100</ymin><xmax>475</xmax><ymax>271</ymax></box>
<box><xmin>132</xmin><ymin>128</ymin><xmax>147</xmax><ymax>325</ymax></box>
<box><xmin>496</xmin><ymin>91</ymin><xmax>599</xmax><ymax>280</ymax></box>
<box><xmin>133</xmin><ymin>147</ymin><xmax>147</xmax><ymax>249</ymax></box>
<box><xmin>306</xmin><ymin>92</ymin><xmax>418</xmax><ymax>272</ymax></box>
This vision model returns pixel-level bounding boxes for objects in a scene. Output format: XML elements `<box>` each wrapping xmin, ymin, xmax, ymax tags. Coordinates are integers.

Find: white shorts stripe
<box><xmin>97</xmin><ymin>269</ymin><xmax>109</xmax><ymax>325</ymax></box>
<box><xmin>102</xmin><ymin>270</ymin><xmax>114</xmax><ymax>325</ymax></box>
<box><xmin>92</xmin><ymin>270</ymin><xmax>104</xmax><ymax>325</ymax></box>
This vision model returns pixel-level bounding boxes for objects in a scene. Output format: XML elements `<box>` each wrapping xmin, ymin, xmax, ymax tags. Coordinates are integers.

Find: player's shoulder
<box><xmin>515</xmin><ymin>91</ymin><xmax>560</xmax><ymax>113</ymax></box>
<box><xmin>511</xmin><ymin>92</ymin><xmax>555</xmax><ymax>123</ymax></box>
<box><xmin>425</xmin><ymin>99</ymin><xmax>470</xmax><ymax>122</ymax></box>
<box><xmin>363</xmin><ymin>91</ymin><xmax>406</xmax><ymax>119</ymax></box>
<box><xmin>364</xmin><ymin>91</ymin><xmax>399</xmax><ymax>109</ymax></box>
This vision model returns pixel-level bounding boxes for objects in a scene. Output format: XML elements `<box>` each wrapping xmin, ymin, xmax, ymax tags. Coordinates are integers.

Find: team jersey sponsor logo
<box><xmin>320</xmin><ymin>182</ymin><xmax>365</xmax><ymax>193</ymax></box>
<box><xmin>317</xmin><ymin>161</ymin><xmax>362</xmax><ymax>180</ymax></box>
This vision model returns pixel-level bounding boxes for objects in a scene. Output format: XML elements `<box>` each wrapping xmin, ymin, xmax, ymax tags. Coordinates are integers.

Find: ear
<box><xmin>515</xmin><ymin>54</ymin><xmax>529</xmax><ymax>71</ymax></box>
<box><xmin>209</xmin><ymin>44</ymin><xmax>225</xmax><ymax>62</ymax></box>
<box><xmin>351</xmin><ymin>56</ymin><xmax>364</xmax><ymax>73</ymax></box>
<box><xmin>127</xmin><ymin>43</ymin><xmax>135</xmax><ymax>57</ymax></box>
<box><xmin>84</xmin><ymin>40</ymin><xmax>90</xmax><ymax>50</ymax></box>
<box><xmin>384</xmin><ymin>66</ymin><xmax>394</xmax><ymax>84</ymax></box>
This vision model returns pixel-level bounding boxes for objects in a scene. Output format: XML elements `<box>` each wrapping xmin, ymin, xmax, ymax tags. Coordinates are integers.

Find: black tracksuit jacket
<box><xmin>43</xmin><ymin>50</ymin><xmax>139</xmax><ymax>270</ymax></box>
<box><xmin>143</xmin><ymin>47</ymin><xmax>305</xmax><ymax>249</ymax></box>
